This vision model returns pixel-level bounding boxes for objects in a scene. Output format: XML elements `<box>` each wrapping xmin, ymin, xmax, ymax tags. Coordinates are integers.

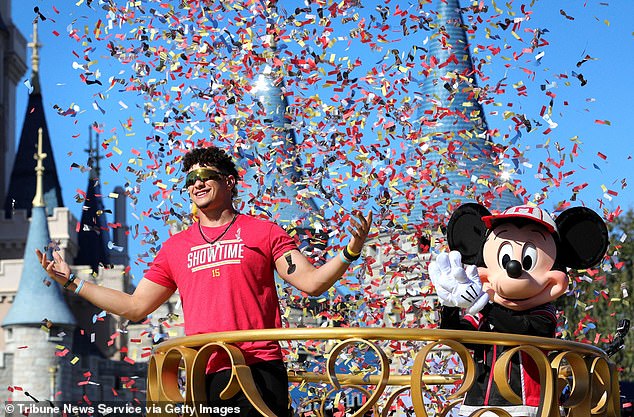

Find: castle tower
<box><xmin>3</xmin><ymin>17</ymin><xmax>63</xmax><ymax>219</ymax></box>
<box><xmin>413</xmin><ymin>0</ymin><xmax>522</xmax><ymax>221</ymax></box>
<box><xmin>0</xmin><ymin>2</ymin><xmax>27</xmax><ymax>206</ymax></box>
<box><xmin>68</xmin><ymin>126</ymin><xmax>132</xmax><ymax>361</ymax></box>
<box><xmin>74</xmin><ymin>127</ymin><xmax>112</xmax><ymax>273</ymax></box>
<box><xmin>242</xmin><ymin>6</ymin><xmax>327</xmax><ymax>255</ymax></box>
<box><xmin>2</xmin><ymin>127</ymin><xmax>76</xmax><ymax>402</ymax></box>
<box><xmin>365</xmin><ymin>0</ymin><xmax>522</xmax><ymax>327</ymax></box>
<box><xmin>244</xmin><ymin>49</ymin><xmax>321</xmax><ymax>225</ymax></box>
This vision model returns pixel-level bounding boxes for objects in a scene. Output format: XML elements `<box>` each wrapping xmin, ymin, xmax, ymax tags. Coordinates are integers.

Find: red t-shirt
<box><xmin>144</xmin><ymin>214</ymin><xmax>297</xmax><ymax>372</ymax></box>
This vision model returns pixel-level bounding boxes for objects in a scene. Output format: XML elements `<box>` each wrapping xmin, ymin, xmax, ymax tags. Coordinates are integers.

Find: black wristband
<box><xmin>342</xmin><ymin>246</ymin><xmax>361</xmax><ymax>262</ymax></box>
<box><xmin>63</xmin><ymin>273</ymin><xmax>76</xmax><ymax>289</ymax></box>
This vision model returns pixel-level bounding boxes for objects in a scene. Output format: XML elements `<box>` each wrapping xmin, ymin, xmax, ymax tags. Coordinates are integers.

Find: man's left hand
<box><xmin>347</xmin><ymin>211</ymin><xmax>373</xmax><ymax>254</ymax></box>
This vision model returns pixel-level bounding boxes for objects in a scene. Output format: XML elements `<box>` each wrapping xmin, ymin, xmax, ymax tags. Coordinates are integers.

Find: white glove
<box><xmin>428</xmin><ymin>251</ymin><xmax>489</xmax><ymax>315</ymax></box>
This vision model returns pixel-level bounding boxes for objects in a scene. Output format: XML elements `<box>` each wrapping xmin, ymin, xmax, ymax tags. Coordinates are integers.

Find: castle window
<box><xmin>47</xmin><ymin>326</ymin><xmax>64</xmax><ymax>342</ymax></box>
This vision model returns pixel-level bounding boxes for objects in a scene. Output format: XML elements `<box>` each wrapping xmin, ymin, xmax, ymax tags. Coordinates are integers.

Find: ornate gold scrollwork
<box><xmin>588</xmin><ymin>355</ymin><xmax>620</xmax><ymax>416</ymax></box>
<box><xmin>493</xmin><ymin>345</ymin><xmax>556</xmax><ymax>417</ymax></box>
<box><xmin>381</xmin><ymin>386</ymin><xmax>413</xmax><ymax>417</ymax></box>
<box><xmin>146</xmin><ymin>347</ymin><xmax>197</xmax><ymax>417</ymax></box>
<box><xmin>189</xmin><ymin>342</ymin><xmax>277</xmax><ymax>417</ymax></box>
<box><xmin>147</xmin><ymin>353</ymin><xmax>168</xmax><ymax>417</ymax></box>
<box><xmin>161</xmin><ymin>347</ymin><xmax>197</xmax><ymax>403</ymax></box>
<box><xmin>550</xmin><ymin>351</ymin><xmax>590</xmax><ymax>416</ymax></box>
<box><xmin>323</xmin><ymin>338</ymin><xmax>388</xmax><ymax>416</ymax></box>
<box><xmin>411</xmin><ymin>339</ymin><xmax>476</xmax><ymax>417</ymax></box>
<box><xmin>148</xmin><ymin>328</ymin><xmax>621</xmax><ymax>417</ymax></box>
<box><xmin>607</xmin><ymin>361</ymin><xmax>622</xmax><ymax>417</ymax></box>
<box><xmin>147</xmin><ymin>353</ymin><xmax>162</xmax><ymax>403</ymax></box>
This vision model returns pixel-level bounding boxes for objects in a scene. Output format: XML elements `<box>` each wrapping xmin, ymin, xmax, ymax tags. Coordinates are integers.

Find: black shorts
<box><xmin>205</xmin><ymin>359</ymin><xmax>290</xmax><ymax>416</ymax></box>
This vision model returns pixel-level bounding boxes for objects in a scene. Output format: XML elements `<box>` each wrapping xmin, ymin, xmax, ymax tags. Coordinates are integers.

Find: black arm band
<box><xmin>342</xmin><ymin>246</ymin><xmax>361</xmax><ymax>262</ymax></box>
<box><xmin>63</xmin><ymin>273</ymin><xmax>76</xmax><ymax>289</ymax></box>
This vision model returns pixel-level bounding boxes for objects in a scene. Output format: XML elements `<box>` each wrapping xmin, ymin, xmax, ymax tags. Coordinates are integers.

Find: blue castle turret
<box><xmin>402</xmin><ymin>0</ymin><xmax>521</xmax><ymax>225</ymax></box>
<box><xmin>2</xmin><ymin>128</ymin><xmax>76</xmax><ymax>327</ymax></box>
<box><xmin>0</xmin><ymin>20</ymin><xmax>76</xmax><ymax>402</ymax></box>
<box><xmin>247</xmin><ymin>62</ymin><xmax>321</xmax><ymax>224</ymax></box>
<box><xmin>1</xmin><ymin>128</ymin><xmax>76</xmax><ymax>403</ymax></box>
<box><xmin>2</xmin><ymin>125</ymin><xmax>76</xmax><ymax>402</ymax></box>
<box><xmin>240</xmin><ymin>17</ymin><xmax>326</xmax><ymax>252</ymax></box>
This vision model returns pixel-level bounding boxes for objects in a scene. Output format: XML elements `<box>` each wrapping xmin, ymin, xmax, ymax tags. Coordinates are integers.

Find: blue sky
<box><xmin>10</xmin><ymin>1</ymin><xmax>634</xmax><ymax>284</ymax></box>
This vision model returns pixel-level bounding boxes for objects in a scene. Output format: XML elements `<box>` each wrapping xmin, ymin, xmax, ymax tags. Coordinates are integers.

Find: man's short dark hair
<box><xmin>182</xmin><ymin>146</ymin><xmax>240</xmax><ymax>179</ymax></box>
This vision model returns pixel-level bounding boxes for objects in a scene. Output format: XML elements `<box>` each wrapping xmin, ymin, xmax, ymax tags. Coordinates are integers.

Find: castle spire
<box><xmin>3</xmin><ymin>16</ymin><xmax>63</xmax><ymax>218</ymax></box>
<box><xmin>2</xmin><ymin>121</ymin><xmax>75</xmax><ymax>403</ymax></box>
<box><xmin>32</xmin><ymin>128</ymin><xmax>45</xmax><ymax>207</ymax></box>
<box><xmin>2</xmin><ymin>130</ymin><xmax>76</xmax><ymax>326</ymax></box>
<box><xmin>27</xmin><ymin>18</ymin><xmax>41</xmax><ymax>94</ymax></box>
<box><xmin>75</xmin><ymin>125</ymin><xmax>112</xmax><ymax>273</ymax></box>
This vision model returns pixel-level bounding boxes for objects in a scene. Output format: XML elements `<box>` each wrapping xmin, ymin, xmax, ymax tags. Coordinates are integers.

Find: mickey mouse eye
<box><xmin>522</xmin><ymin>243</ymin><xmax>537</xmax><ymax>271</ymax></box>
<box><xmin>498</xmin><ymin>242</ymin><xmax>513</xmax><ymax>270</ymax></box>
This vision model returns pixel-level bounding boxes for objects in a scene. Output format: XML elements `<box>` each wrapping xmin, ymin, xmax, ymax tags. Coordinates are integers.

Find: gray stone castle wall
<box><xmin>3</xmin><ymin>325</ymin><xmax>74</xmax><ymax>402</ymax></box>
<box><xmin>0</xmin><ymin>352</ymin><xmax>14</xmax><ymax>404</ymax></box>
<box><xmin>63</xmin><ymin>353</ymin><xmax>147</xmax><ymax>404</ymax></box>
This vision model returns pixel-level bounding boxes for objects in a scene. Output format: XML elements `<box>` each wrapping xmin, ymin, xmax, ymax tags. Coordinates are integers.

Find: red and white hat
<box><xmin>481</xmin><ymin>205</ymin><xmax>557</xmax><ymax>234</ymax></box>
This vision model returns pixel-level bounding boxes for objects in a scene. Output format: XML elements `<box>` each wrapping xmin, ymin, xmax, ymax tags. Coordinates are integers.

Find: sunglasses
<box><xmin>184</xmin><ymin>168</ymin><xmax>226</xmax><ymax>188</ymax></box>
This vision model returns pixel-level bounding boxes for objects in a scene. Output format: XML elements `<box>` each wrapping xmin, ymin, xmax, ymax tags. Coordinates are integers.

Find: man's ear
<box><xmin>226</xmin><ymin>175</ymin><xmax>236</xmax><ymax>189</ymax></box>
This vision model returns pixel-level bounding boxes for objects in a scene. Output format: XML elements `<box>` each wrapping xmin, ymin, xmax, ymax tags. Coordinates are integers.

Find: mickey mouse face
<box><xmin>446</xmin><ymin>203</ymin><xmax>609</xmax><ymax>312</ymax></box>
<box><xmin>479</xmin><ymin>222</ymin><xmax>568</xmax><ymax>311</ymax></box>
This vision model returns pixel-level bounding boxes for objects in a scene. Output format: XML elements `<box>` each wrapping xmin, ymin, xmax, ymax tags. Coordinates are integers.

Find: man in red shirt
<box><xmin>37</xmin><ymin>145</ymin><xmax>372</xmax><ymax>416</ymax></box>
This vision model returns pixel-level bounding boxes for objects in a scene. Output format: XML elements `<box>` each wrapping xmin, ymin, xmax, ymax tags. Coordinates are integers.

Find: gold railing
<box><xmin>147</xmin><ymin>328</ymin><xmax>622</xmax><ymax>417</ymax></box>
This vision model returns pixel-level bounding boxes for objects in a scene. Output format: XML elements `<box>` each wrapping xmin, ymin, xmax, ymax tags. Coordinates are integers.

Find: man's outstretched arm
<box><xmin>36</xmin><ymin>249</ymin><xmax>174</xmax><ymax>322</ymax></box>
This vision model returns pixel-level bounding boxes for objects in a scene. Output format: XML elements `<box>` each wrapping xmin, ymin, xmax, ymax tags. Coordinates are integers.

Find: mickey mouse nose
<box><xmin>506</xmin><ymin>260</ymin><xmax>523</xmax><ymax>278</ymax></box>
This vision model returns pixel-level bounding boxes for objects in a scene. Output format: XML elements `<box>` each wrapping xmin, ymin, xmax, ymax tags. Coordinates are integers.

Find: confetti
<box><xmin>8</xmin><ymin>0</ymin><xmax>630</xmax><ymax>407</ymax></box>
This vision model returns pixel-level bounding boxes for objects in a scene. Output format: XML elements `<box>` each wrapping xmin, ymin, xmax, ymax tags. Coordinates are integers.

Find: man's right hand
<box><xmin>428</xmin><ymin>251</ymin><xmax>489</xmax><ymax>315</ymax></box>
<box><xmin>36</xmin><ymin>248</ymin><xmax>71</xmax><ymax>285</ymax></box>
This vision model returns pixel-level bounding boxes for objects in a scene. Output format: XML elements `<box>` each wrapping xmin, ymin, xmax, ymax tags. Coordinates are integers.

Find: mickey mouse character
<box><xmin>429</xmin><ymin>203</ymin><xmax>609</xmax><ymax>417</ymax></box>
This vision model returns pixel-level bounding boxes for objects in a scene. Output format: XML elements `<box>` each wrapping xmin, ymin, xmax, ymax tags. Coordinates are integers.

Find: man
<box><xmin>37</xmin><ymin>145</ymin><xmax>372</xmax><ymax>416</ymax></box>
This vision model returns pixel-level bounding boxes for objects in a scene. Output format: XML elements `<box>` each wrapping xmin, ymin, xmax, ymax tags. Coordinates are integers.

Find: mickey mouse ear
<box><xmin>556</xmin><ymin>207</ymin><xmax>609</xmax><ymax>269</ymax></box>
<box><xmin>447</xmin><ymin>203</ymin><xmax>491</xmax><ymax>265</ymax></box>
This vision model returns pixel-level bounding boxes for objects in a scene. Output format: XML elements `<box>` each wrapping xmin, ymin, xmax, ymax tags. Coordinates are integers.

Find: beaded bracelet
<box><xmin>63</xmin><ymin>273</ymin><xmax>76</xmax><ymax>289</ymax></box>
<box><xmin>74</xmin><ymin>279</ymin><xmax>85</xmax><ymax>295</ymax></box>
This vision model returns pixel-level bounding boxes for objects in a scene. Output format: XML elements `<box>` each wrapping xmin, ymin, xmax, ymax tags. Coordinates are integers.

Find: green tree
<box><xmin>558</xmin><ymin>209</ymin><xmax>634</xmax><ymax>381</ymax></box>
